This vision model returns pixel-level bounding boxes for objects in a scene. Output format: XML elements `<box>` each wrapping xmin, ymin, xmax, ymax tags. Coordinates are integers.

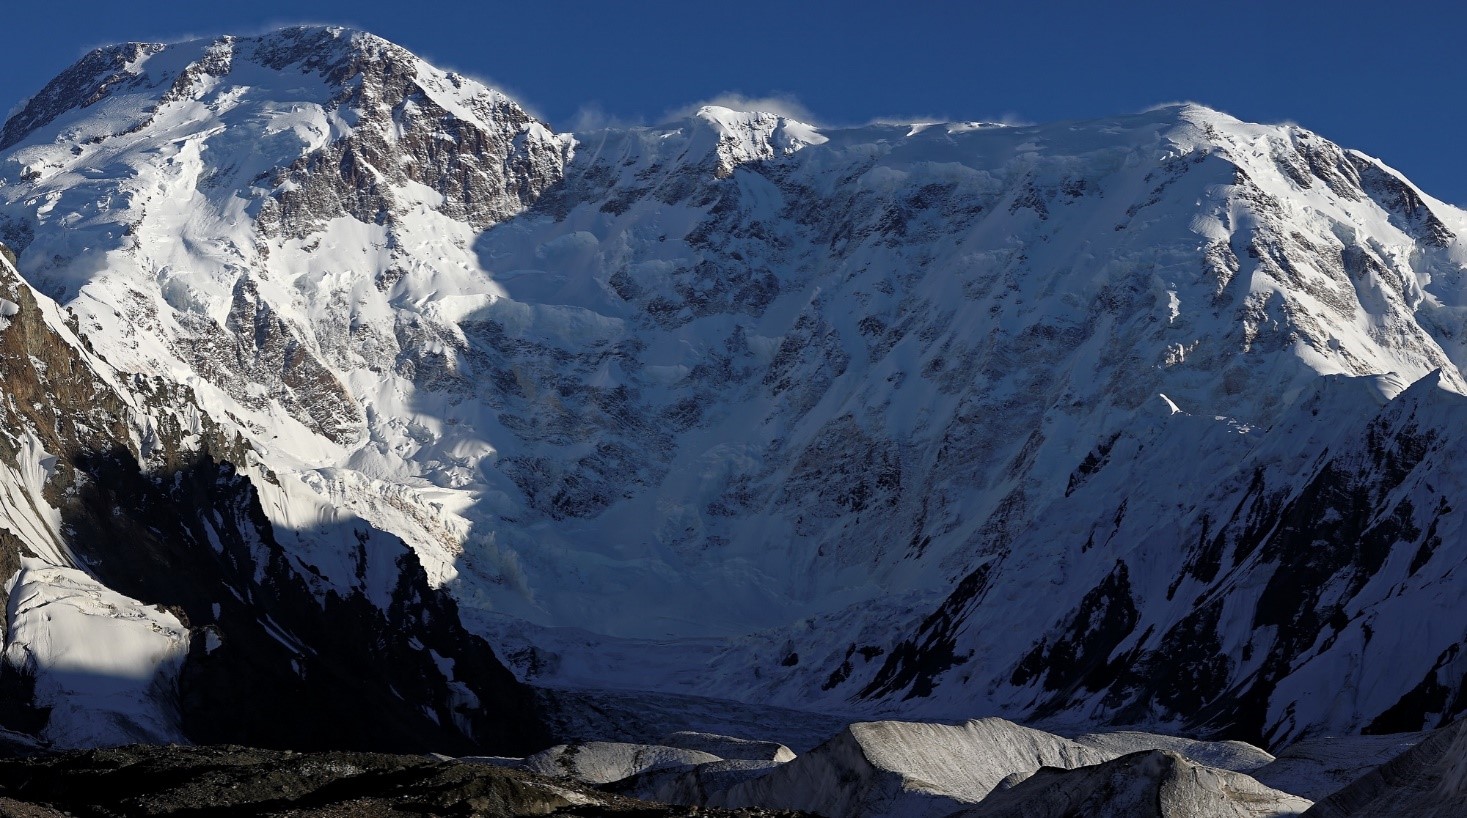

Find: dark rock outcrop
<box><xmin>0</xmin><ymin>744</ymin><xmax>811</xmax><ymax>817</ymax></box>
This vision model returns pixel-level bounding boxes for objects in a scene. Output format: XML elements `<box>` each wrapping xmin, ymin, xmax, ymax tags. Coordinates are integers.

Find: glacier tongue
<box><xmin>2</xmin><ymin>26</ymin><xmax>1467</xmax><ymax>749</ymax></box>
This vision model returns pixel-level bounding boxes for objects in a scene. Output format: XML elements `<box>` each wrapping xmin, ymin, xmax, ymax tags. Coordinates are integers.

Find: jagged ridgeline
<box><xmin>1</xmin><ymin>24</ymin><xmax>1466</xmax><ymax>753</ymax></box>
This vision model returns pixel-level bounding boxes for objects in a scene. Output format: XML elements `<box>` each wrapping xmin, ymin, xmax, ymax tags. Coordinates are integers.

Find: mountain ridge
<box><xmin>0</xmin><ymin>25</ymin><xmax>1465</xmax><ymax>752</ymax></box>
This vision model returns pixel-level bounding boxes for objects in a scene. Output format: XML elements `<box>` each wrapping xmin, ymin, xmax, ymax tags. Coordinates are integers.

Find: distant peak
<box><xmin>1141</xmin><ymin>100</ymin><xmax>1225</xmax><ymax>118</ymax></box>
<box><xmin>688</xmin><ymin>105</ymin><xmax>821</xmax><ymax>137</ymax></box>
<box><xmin>0</xmin><ymin>40</ymin><xmax>164</xmax><ymax>150</ymax></box>
<box><xmin>246</xmin><ymin>23</ymin><xmax>378</xmax><ymax>47</ymax></box>
<box><xmin>695</xmin><ymin>104</ymin><xmax>795</xmax><ymax>123</ymax></box>
<box><xmin>268</xmin><ymin>23</ymin><xmax>358</xmax><ymax>37</ymax></box>
<box><xmin>0</xmin><ymin>26</ymin><xmax>537</xmax><ymax>153</ymax></box>
<box><xmin>241</xmin><ymin>25</ymin><xmax>412</xmax><ymax>76</ymax></box>
<box><xmin>687</xmin><ymin>104</ymin><xmax>826</xmax><ymax>177</ymax></box>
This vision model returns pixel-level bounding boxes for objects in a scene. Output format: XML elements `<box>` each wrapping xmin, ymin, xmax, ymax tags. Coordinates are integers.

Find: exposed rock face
<box><xmin>248</xmin><ymin>27</ymin><xmax>568</xmax><ymax>237</ymax></box>
<box><xmin>0</xmin><ymin>42</ymin><xmax>165</xmax><ymax>150</ymax></box>
<box><xmin>179</xmin><ymin>274</ymin><xmax>363</xmax><ymax>445</ymax></box>
<box><xmin>839</xmin><ymin>372</ymin><xmax>1467</xmax><ymax>747</ymax></box>
<box><xmin>953</xmin><ymin>750</ymin><xmax>1312</xmax><ymax>818</ymax></box>
<box><xmin>0</xmin><ymin>25</ymin><xmax>571</xmax><ymax>453</ymax></box>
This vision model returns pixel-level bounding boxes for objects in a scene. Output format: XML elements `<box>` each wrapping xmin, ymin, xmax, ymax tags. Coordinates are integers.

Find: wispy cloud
<box><xmin>1139</xmin><ymin>99</ymin><xmax>1203</xmax><ymax>113</ymax></box>
<box><xmin>989</xmin><ymin>111</ymin><xmax>1033</xmax><ymax>126</ymax></box>
<box><xmin>567</xmin><ymin>103</ymin><xmax>645</xmax><ymax>132</ymax></box>
<box><xmin>860</xmin><ymin>110</ymin><xmax>1032</xmax><ymax>128</ymax></box>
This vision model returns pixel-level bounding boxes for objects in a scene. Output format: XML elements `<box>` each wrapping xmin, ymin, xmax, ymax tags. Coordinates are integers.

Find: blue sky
<box><xmin>5</xmin><ymin>1</ymin><xmax>1464</xmax><ymax>202</ymax></box>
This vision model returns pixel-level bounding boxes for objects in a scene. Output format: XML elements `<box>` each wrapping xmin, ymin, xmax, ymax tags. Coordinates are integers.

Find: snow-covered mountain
<box><xmin>1</xmin><ymin>25</ymin><xmax>1466</xmax><ymax>751</ymax></box>
<box><xmin>0</xmin><ymin>240</ymin><xmax>542</xmax><ymax>753</ymax></box>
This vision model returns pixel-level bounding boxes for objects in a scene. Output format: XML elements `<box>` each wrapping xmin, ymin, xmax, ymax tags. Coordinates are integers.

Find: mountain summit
<box><xmin>0</xmin><ymin>27</ymin><xmax>1465</xmax><ymax>751</ymax></box>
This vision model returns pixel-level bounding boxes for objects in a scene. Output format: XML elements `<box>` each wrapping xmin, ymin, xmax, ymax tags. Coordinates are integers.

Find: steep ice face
<box><xmin>6</xmin><ymin>28</ymin><xmax>1467</xmax><ymax>747</ymax></box>
<box><xmin>485</xmin><ymin>104</ymin><xmax>1467</xmax><ymax>745</ymax></box>
<box><xmin>466</xmin><ymin>103</ymin><xmax>1467</xmax><ymax>746</ymax></box>
<box><xmin>468</xmin><ymin>103</ymin><xmax>1467</xmax><ymax>646</ymax></box>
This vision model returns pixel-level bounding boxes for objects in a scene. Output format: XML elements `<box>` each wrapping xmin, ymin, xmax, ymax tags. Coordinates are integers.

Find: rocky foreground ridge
<box><xmin>0</xmin><ymin>717</ymin><xmax>1457</xmax><ymax>817</ymax></box>
<box><xmin>462</xmin><ymin>716</ymin><xmax>1464</xmax><ymax>817</ymax></box>
<box><xmin>0</xmin><ymin>743</ymin><xmax>804</xmax><ymax>817</ymax></box>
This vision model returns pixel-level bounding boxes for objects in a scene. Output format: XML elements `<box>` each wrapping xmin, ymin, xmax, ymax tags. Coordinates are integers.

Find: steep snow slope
<box><xmin>472</xmin><ymin>103</ymin><xmax>1467</xmax><ymax>642</ymax></box>
<box><xmin>0</xmin><ymin>243</ymin><xmax>542</xmax><ymax>752</ymax></box>
<box><xmin>5</xmin><ymin>26</ymin><xmax>1467</xmax><ymax>746</ymax></box>
<box><xmin>826</xmin><ymin>371</ymin><xmax>1467</xmax><ymax>747</ymax></box>
<box><xmin>0</xmin><ymin>26</ymin><xmax>572</xmax><ymax>591</ymax></box>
